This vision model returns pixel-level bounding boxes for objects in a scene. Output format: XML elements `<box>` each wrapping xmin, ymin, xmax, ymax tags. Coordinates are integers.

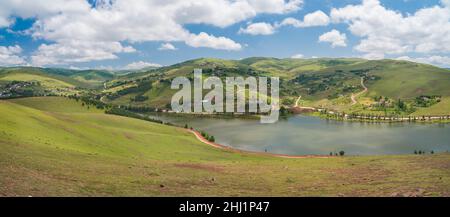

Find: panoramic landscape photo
<box><xmin>1</xmin><ymin>0</ymin><xmax>450</xmax><ymax>197</ymax></box>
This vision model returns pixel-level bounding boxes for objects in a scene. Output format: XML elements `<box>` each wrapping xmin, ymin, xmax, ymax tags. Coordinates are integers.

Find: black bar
<box><xmin>0</xmin><ymin>197</ymin><xmax>448</xmax><ymax>216</ymax></box>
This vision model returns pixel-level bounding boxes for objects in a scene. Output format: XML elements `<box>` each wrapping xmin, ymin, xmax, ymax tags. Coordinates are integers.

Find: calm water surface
<box><xmin>150</xmin><ymin>114</ymin><xmax>450</xmax><ymax>155</ymax></box>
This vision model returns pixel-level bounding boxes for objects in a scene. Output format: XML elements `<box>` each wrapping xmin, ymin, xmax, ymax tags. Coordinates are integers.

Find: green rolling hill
<box><xmin>1</xmin><ymin>97</ymin><xmax>449</xmax><ymax>196</ymax></box>
<box><xmin>1</xmin><ymin>58</ymin><xmax>450</xmax><ymax>116</ymax></box>
<box><xmin>43</xmin><ymin>68</ymin><xmax>115</xmax><ymax>87</ymax></box>
<box><xmin>99</xmin><ymin>58</ymin><xmax>450</xmax><ymax>116</ymax></box>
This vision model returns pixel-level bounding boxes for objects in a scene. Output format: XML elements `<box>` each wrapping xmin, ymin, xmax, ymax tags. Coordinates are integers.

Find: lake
<box><xmin>149</xmin><ymin>114</ymin><xmax>450</xmax><ymax>156</ymax></box>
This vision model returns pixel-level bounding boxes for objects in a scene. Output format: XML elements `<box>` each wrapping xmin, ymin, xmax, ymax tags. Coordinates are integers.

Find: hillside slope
<box><xmin>101</xmin><ymin>58</ymin><xmax>450</xmax><ymax>116</ymax></box>
<box><xmin>0</xmin><ymin>67</ymin><xmax>114</xmax><ymax>89</ymax></box>
<box><xmin>1</xmin><ymin>58</ymin><xmax>450</xmax><ymax>116</ymax></box>
<box><xmin>1</xmin><ymin>97</ymin><xmax>449</xmax><ymax>196</ymax></box>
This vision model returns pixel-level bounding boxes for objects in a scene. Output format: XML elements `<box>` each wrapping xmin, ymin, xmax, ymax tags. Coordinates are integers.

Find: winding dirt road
<box><xmin>294</xmin><ymin>96</ymin><xmax>316</xmax><ymax>110</ymax></box>
<box><xmin>350</xmin><ymin>77</ymin><xmax>368</xmax><ymax>105</ymax></box>
<box><xmin>187</xmin><ymin>129</ymin><xmax>333</xmax><ymax>159</ymax></box>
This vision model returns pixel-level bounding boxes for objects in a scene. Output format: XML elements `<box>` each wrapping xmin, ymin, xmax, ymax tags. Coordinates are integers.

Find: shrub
<box><xmin>105</xmin><ymin>107</ymin><xmax>163</xmax><ymax>124</ymax></box>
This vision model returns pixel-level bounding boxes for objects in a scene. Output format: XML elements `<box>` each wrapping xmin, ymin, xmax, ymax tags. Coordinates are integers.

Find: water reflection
<box><xmin>150</xmin><ymin>114</ymin><xmax>450</xmax><ymax>156</ymax></box>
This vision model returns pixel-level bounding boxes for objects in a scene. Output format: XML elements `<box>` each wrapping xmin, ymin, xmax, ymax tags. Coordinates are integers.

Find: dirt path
<box><xmin>294</xmin><ymin>96</ymin><xmax>316</xmax><ymax>110</ymax></box>
<box><xmin>295</xmin><ymin>96</ymin><xmax>301</xmax><ymax>107</ymax></box>
<box><xmin>350</xmin><ymin>77</ymin><xmax>368</xmax><ymax>105</ymax></box>
<box><xmin>187</xmin><ymin>129</ymin><xmax>333</xmax><ymax>159</ymax></box>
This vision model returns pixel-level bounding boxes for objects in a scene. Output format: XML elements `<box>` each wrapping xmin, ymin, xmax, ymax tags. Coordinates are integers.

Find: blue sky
<box><xmin>0</xmin><ymin>0</ymin><xmax>449</xmax><ymax>69</ymax></box>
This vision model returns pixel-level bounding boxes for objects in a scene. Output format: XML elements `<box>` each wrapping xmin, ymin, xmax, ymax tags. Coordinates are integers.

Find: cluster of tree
<box><xmin>348</xmin><ymin>68</ymin><xmax>371</xmax><ymax>76</ymax></box>
<box><xmin>106</xmin><ymin>80</ymin><xmax>128</xmax><ymax>89</ymax></box>
<box><xmin>196</xmin><ymin>65</ymin><xmax>258</xmax><ymax>77</ymax></box>
<box><xmin>158</xmin><ymin>79</ymin><xmax>171</xmax><ymax>85</ymax></box>
<box><xmin>291</xmin><ymin>71</ymin><xmax>363</xmax><ymax>96</ymax></box>
<box><xmin>329</xmin><ymin>151</ymin><xmax>345</xmax><ymax>156</ymax></box>
<box><xmin>200</xmin><ymin>131</ymin><xmax>215</xmax><ymax>142</ymax></box>
<box><xmin>121</xmin><ymin>105</ymin><xmax>158</xmax><ymax>112</ymax></box>
<box><xmin>370</xmin><ymin>97</ymin><xmax>416</xmax><ymax>114</ymax></box>
<box><xmin>131</xmin><ymin>95</ymin><xmax>149</xmax><ymax>102</ymax></box>
<box><xmin>342</xmin><ymin>85</ymin><xmax>360</xmax><ymax>93</ymax></box>
<box><xmin>322</xmin><ymin>110</ymin><xmax>446</xmax><ymax>122</ymax></box>
<box><xmin>414</xmin><ymin>150</ymin><xmax>434</xmax><ymax>155</ymax></box>
<box><xmin>318</xmin><ymin>60</ymin><xmax>351</xmax><ymax>67</ymax></box>
<box><xmin>66</xmin><ymin>94</ymin><xmax>108</xmax><ymax>110</ymax></box>
<box><xmin>105</xmin><ymin>107</ymin><xmax>163</xmax><ymax>124</ymax></box>
<box><xmin>106</xmin><ymin>81</ymin><xmax>152</xmax><ymax>100</ymax></box>
<box><xmin>106</xmin><ymin>74</ymin><xmax>157</xmax><ymax>89</ymax></box>
<box><xmin>5</xmin><ymin>80</ymin><xmax>40</xmax><ymax>87</ymax></box>
<box><xmin>414</xmin><ymin>95</ymin><xmax>441</xmax><ymax>107</ymax></box>
<box><xmin>282</xmin><ymin>98</ymin><xmax>295</xmax><ymax>106</ymax></box>
<box><xmin>373</xmin><ymin>96</ymin><xmax>388</xmax><ymax>102</ymax></box>
<box><xmin>395</xmin><ymin>99</ymin><xmax>408</xmax><ymax>112</ymax></box>
<box><xmin>279</xmin><ymin>106</ymin><xmax>289</xmax><ymax>116</ymax></box>
<box><xmin>118</xmin><ymin>82</ymin><xmax>152</xmax><ymax>95</ymax></box>
<box><xmin>0</xmin><ymin>81</ymin><xmax>52</xmax><ymax>99</ymax></box>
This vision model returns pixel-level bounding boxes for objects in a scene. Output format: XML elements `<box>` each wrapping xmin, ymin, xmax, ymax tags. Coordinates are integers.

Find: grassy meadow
<box><xmin>1</xmin><ymin>97</ymin><xmax>449</xmax><ymax>196</ymax></box>
<box><xmin>412</xmin><ymin>97</ymin><xmax>450</xmax><ymax>116</ymax></box>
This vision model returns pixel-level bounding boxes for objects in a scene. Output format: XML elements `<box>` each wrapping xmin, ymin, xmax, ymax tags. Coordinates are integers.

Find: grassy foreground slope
<box><xmin>1</xmin><ymin>97</ymin><xmax>450</xmax><ymax>196</ymax></box>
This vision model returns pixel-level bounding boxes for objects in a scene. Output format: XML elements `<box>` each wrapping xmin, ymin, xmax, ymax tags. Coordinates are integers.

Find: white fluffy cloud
<box><xmin>31</xmin><ymin>40</ymin><xmax>135</xmax><ymax>66</ymax></box>
<box><xmin>158</xmin><ymin>43</ymin><xmax>177</xmax><ymax>51</ymax></box>
<box><xmin>0</xmin><ymin>45</ymin><xmax>26</xmax><ymax>66</ymax></box>
<box><xmin>186</xmin><ymin>32</ymin><xmax>242</xmax><ymax>50</ymax></box>
<box><xmin>280</xmin><ymin>10</ymin><xmax>329</xmax><ymax>28</ymax></box>
<box><xmin>248</xmin><ymin>0</ymin><xmax>303</xmax><ymax>14</ymax></box>
<box><xmin>0</xmin><ymin>0</ymin><xmax>89</xmax><ymax>28</ymax></box>
<box><xmin>124</xmin><ymin>61</ymin><xmax>162</xmax><ymax>70</ymax></box>
<box><xmin>396</xmin><ymin>56</ymin><xmax>450</xmax><ymax>68</ymax></box>
<box><xmin>290</xmin><ymin>53</ymin><xmax>304</xmax><ymax>59</ymax></box>
<box><xmin>0</xmin><ymin>0</ymin><xmax>303</xmax><ymax>65</ymax></box>
<box><xmin>240</xmin><ymin>10</ymin><xmax>328</xmax><ymax>36</ymax></box>
<box><xmin>331</xmin><ymin>0</ymin><xmax>450</xmax><ymax>58</ymax></box>
<box><xmin>173</xmin><ymin>0</ymin><xmax>303</xmax><ymax>28</ymax></box>
<box><xmin>318</xmin><ymin>29</ymin><xmax>347</xmax><ymax>47</ymax></box>
<box><xmin>239</xmin><ymin>22</ymin><xmax>276</xmax><ymax>35</ymax></box>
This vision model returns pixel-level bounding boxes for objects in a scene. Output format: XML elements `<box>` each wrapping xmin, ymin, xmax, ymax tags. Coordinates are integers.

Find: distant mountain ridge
<box><xmin>1</xmin><ymin>57</ymin><xmax>448</xmax><ymax>75</ymax></box>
